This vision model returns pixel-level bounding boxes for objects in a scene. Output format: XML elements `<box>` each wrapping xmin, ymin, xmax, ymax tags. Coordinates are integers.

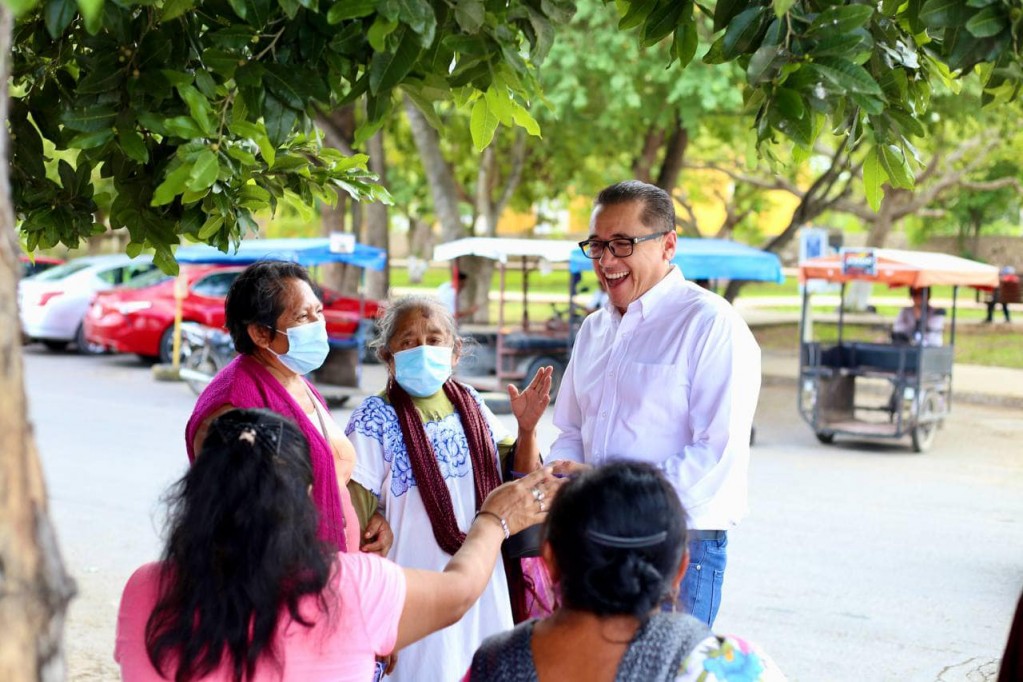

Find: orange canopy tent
<box><xmin>798</xmin><ymin>248</ymin><xmax>999</xmax><ymax>288</ymax></box>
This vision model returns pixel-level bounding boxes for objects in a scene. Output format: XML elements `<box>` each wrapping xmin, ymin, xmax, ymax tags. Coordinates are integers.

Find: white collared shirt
<box><xmin>549</xmin><ymin>267</ymin><xmax>761</xmax><ymax>530</ymax></box>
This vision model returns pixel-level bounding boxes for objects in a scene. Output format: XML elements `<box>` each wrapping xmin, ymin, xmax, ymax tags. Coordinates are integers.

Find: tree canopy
<box><xmin>7</xmin><ymin>0</ymin><xmax>1023</xmax><ymax>270</ymax></box>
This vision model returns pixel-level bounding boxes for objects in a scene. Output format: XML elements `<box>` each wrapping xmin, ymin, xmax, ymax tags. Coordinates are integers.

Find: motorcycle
<box><xmin>179</xmin><ymin>322</ymin><xmax>236</xmax><ymax>396</ymax></box>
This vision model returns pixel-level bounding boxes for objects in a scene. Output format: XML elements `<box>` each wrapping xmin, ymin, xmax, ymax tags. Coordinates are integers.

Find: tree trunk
<box><xmin>0</xmin><ymin>8</ymin><xmax>76</xmax><ymax>679</ymax></box>
<box><xmin>655</xmin><ymin>116</ymin><xmax>688</xmax><ymax>191</ymax></box>
<box><xmin>632</xmin><ymin>126</ymin><xmax>664</xmax><ymax>184</ymax></box>
<box><xmin>364</xmin><ymin>130</ymin><xmax>389</xmax><ymax>300</ymax></box>
<box><xmin>404</xmin><ymin>95</ymin><xmax>464</xmax><ymax>242</ymax></box>
<box><xmin>318</xmin><ymin>106</ymin><xmax>356</xmax><ymax>292</ymax></box>
<box><xmin>865</xmin><ymin>188</ymin><xmax>903</xmax><ymax>247</ymax></box>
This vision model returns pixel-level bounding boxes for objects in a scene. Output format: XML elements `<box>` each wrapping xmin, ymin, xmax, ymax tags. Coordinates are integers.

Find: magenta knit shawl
<box><xmin>184</xmin><ymin>354</ymin><xmax>347</xmax><ymax>552</ymax></box>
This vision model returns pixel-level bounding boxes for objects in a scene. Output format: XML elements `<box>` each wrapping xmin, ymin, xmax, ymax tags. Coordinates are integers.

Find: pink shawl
<box><xmin>185</xmin><ymin>354</ymin><xmax>350</xmax><ymax>552</ymax></box>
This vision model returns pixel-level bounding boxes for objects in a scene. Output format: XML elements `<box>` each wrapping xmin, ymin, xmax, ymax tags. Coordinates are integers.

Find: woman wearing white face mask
<box><xmin>346</xmin><ymin>296</ymin><xmax>553</xmax><ymax>682</ymax></box>
<box><xmin>186</xmin><ymin>260</ymin><xmax>389</xmax><ymax>560</ymax></box>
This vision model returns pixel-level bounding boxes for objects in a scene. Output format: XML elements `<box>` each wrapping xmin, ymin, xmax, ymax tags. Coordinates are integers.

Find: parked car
<box><xmin>18</xmin><ymin>254</ymin><xmax>157</xmax><ymax>353</ymax></box>
<box><xmin>19</xmin><ymin>255</ymin><xmax>64</xmax><ymax>278</ymax></box>
<box><xmin>84</xmin><ymin>264</ymin><xmax>382</xmax><ymax>364</ymax></box>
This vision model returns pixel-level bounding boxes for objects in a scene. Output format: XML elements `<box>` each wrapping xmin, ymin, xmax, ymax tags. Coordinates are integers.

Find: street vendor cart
<box><xmin>797</xmin><ymin>248</ymin><xmax>999</xmax><ymax>452</ymax></box>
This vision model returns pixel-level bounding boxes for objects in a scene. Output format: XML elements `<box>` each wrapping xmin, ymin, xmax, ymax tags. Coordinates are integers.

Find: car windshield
<box><xmin>122</xmin><ymin>268</ymin><xmax>172</xmax><ymax>289</ymax></box>
<box><xmin>30</xmin><ymin>261</ymin><xmax>94</xmax><ymax>281</ymax></box>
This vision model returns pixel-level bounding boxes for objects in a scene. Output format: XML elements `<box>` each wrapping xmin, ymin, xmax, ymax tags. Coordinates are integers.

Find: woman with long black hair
<box><xmin>115</xmin><ymin>408</ymin><xmax>562</xmax><ymax>681</ymax></box>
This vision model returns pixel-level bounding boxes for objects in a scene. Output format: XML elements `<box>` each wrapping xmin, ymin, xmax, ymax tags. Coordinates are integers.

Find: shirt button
<box><xmin>601</xmin><ymin>411</ymin><xmax>607</xmax><ymax>417</ymax></box>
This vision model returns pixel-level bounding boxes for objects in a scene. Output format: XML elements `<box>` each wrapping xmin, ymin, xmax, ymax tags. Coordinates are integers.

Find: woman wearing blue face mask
<box><xmin>346</xmin><ymin>295</ymin><xmax>553</xmax><ymax>682</ymax></box>
<box><xmin>186</xmin><ymin>260</ymin><xmax>387</xmax><ymax>561</ymax></box>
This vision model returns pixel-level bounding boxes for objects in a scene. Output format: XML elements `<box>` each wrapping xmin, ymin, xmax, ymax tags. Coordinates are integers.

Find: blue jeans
<box><xmin>665</xmin><ymin>532</ymin><xmax>728</xmax><ymax>627</ymax></box>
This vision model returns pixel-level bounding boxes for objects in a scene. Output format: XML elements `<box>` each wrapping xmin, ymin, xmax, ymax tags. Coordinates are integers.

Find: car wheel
<box><xmin>159</xmin><ymin>326</ymin><xmax>180</xmax><ymax>365</ymax></box>
<box><xmin>42</xmin><ymin>340</ymin><xmax>69</xmax><ymax>352</ymax></box>
<box><xmin>75</xmin><ymin>323</ymin><xmax>106</xmax><ymax>355</ymax></box>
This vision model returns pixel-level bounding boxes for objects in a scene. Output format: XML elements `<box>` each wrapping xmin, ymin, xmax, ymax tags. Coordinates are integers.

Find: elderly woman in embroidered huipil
<box><xmin>346</xmin><ymin>296</ymin><xmax>552</xmax><ymax>682</ymax></box>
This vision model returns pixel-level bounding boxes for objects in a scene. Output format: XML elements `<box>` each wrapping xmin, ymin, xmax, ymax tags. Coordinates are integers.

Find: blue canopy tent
<box><xmin>175</xmin><ymin>238</ymin><xmax>387</xmax><ymax>271</ymax></box>
<box><xmin>569</xmin><ymin>237</ymin><xmax>784</xmax><ymax>283</ymax></box>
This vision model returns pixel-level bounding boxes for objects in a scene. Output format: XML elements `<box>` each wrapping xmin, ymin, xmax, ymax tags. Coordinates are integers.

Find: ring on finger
<box><xmin>531</xmin><ymin>487</ymin><xmax>542</xmax><ymax>502</ymax></box>
<box><xmin>538</xmin><ymin>500</ymin><xmax>546</xmax><ymax>512</ymax></box>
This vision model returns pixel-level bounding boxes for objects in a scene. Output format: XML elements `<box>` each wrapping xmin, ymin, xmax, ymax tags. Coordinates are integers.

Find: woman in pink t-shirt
<box><xmin>115</xmin><ymin>408</ymin><xmax>563</xmax><ymax>681</ymax></box>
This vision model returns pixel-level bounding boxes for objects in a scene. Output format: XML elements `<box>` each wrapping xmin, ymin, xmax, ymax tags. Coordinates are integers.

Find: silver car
<box><xmin>19</xmin><ymin>254</ymin><xmax>157</xmax><ymax>353</ymax></box>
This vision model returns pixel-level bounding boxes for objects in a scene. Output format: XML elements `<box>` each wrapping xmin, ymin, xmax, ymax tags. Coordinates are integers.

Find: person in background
<box><xmin>985</xmin><ymin>266</ymin><xmax>1019</xmax><ymax>324</ymax></box>
<box><xmin>185</xmin><ymin>260</ymin><xmax>388</xmax><ymax>556</ymax></box>
<box><xmin>346</xmin><ymin>295</ymin><xmax>554</xmax><ymax>682</ymax></box>
<box><xmin>467</xmin><ymin>462</ymin><xmax>785</xmax><ymax>682</ymax></box>
<box><xmin>892</xmin><ymin>286</ymin><xmax>945</xmax><ymax>346</ymax></box>
<box><xmin>549</xmin><ymin>180</ymin><xmax>761</xmax><ymax>628</ymax></box>
<box><xmin>116</xmin><ymin>408</ymin><xmax>563</xmax><ymax>681</ymax></box>
<box><xmin>438</xmin><ymin>269</ymin><xmax>480</xmax><ymax>321</ymax></box>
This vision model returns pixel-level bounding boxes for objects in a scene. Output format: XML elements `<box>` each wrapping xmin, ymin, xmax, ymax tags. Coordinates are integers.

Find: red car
<box><xmin>19</xmin><ymin>254</ymin><xmax>64</xmax><ymax>278</ymax></box>
<box><xmin>84</xmin><ymin>265</ymin><xmax>381</xmax><ymax>363</ymax></box>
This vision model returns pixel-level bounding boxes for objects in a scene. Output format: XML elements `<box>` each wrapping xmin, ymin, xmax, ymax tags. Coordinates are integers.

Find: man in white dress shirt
<box><xmin>548</xmin><ymin>180</ymin><xmax>761</xmax><ymax>627</ymax></box>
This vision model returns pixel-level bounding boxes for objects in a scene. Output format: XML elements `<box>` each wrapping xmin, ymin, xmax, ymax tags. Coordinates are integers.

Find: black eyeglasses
<box><xmin>578</xmin><ymin>231</ymin><xmax>670</xmax><ymax>259</ymax></box>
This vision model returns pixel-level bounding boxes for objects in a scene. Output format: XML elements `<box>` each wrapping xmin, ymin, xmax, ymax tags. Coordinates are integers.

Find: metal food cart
<box><xmin>797</xmin><ymin>248</ymin><xmax>999</xmax><ymax>452</ymax></box>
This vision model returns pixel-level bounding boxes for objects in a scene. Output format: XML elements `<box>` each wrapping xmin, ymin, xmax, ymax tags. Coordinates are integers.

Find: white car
<box><xmin>19</xmin><ymin>254</ymin><xmax>157</xmax><ymax>353</ymax></box>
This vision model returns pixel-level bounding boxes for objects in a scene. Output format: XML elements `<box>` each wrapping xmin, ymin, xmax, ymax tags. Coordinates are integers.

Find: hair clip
<box><xmin>585</xmin><ymin>528</ymin><xmax>668</xmax><ymax>549</ymax></box>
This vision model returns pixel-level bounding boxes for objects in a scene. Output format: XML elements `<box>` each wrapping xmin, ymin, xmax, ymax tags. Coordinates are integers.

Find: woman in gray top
<box><xmin>468</xmin><ymin>462</ymin><xmax>785</xmax><ymax>682</ymax></box>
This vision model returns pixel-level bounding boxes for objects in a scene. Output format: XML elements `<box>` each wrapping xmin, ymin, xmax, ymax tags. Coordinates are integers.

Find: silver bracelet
<box><xmin>475</xmin><ymin>510</ymin><xmax>510</xmax><ymax>540</ymax></box>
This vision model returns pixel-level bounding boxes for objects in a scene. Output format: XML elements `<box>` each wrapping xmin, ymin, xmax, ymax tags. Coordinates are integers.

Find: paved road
<box><xmin>23</xmin><ymin>347</ymin><xmax>1023</xmax><ymax>681</ymax></box>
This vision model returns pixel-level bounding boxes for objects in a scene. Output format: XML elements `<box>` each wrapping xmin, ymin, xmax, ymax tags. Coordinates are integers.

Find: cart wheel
<box><xmin>522</xmin><ymin>356</ymin><xmax>565</xmax><ymax>403</ymax></box>
<box><xmin>910</xmin><ymin>392</ymin><xmax>940</xmax><ymax>453</ymax></box>
<box><xmin>816</xmin><ymin>431</ymin><xmax>835</xmax><ymax>444</ymax></box>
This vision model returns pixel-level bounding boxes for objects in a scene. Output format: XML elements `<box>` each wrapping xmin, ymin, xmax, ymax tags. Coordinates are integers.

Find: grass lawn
<box><xmin>753</xmin><ymin>322</ymin><xmax>1023</xmax><ymax>368</ymax></box>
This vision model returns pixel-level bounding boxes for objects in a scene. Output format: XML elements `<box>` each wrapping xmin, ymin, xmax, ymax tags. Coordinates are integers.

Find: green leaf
<box><xmin>187</xmin><ymin>150</ymin><xmax>220</xmax><ymax>191</ymax></box>
<box><xmin>808</xmin><ymin>58</ymin><xmax>883</xmax><ymax>95</ymax></box>
<box><xmin>177</xmin><ymin>84</ymin><xmax>214</xmax><ymax>135</ymax></box>
<box><xmin>539</xmin><ymin>0</ymin><xmax>574</xmax><ymax>23</ymax></box>
<box><xmin>809</xmin><ymin>4</ymin><xmax>874</xmax><ymax>35</ymax></box>
<box><xmin>469</xmin><ymin>97</ymin><xmax>499</xmax><ymax>151</ymax></box>
<box><xmin>454</xmin><ymin>0</ymin><xmax>485</xmax><ymax>32</ymax></box>
<box><xmin>965</xmin><ymin>6</ymin><xmax>1006</xmax><ymax>38</ymax></box>
<box><xmin>151</xmin><ymin>164</ymin><xmax>192</xmax><ymax>206</ymax></box>
<box><xmin>509</xmin><ymin>100</ymin><xmax>541</xmax><ymax>137</ymax></box>
<box><xmin>230</xmin><ymin>120</ymin><xmax>275</xmax><ymax>166</ymax></box>
<box><xmin>878</xmin><ymin>144</ymin><xmax>913</xmax><ymax>189</ymax></box>
<box><xmin>369</xmin><ymin>28</ymin><xmax>422</xmax><ymax>95</ymax></box>
<box><xmin>524</xmin><ymin>6</ymin><xmax>555</xmax><ymax>62</ymax></box>
<box><xmin>163</xmin><ymin>116</ymin><xmax>205</xmax><ymax>139</ymax></box>
<box><xmin>125</xmin><ymin>241</ymin><xmax>144</xmax><ymax>258</ymax></box>
<box><xmin>161</xmin><ymin>0</ymin><xmax>193</xmax><ymax>20</ymax></box>
<box><xmin>368</xmin><ymin>16</ymin><xmax>399</xmax><ymax>52</ymax></box>
<box><xmin>673</xmin><ymin>20</ymin><xmax>699</xmax><ymax>68</ymax></box>
<box><xmin>863</xmin><ymin>147</ymin><xmax>885</xmax><ymax>211</ymax></box>
<box><xmin>68</xmin><ymin>129</ymin><xmax>114</xmax><ymax>149</ymax></box>
<box><xmin>61</xmin><ymin>106</ymin><xmax>118</xmax><ymax>132</ymax></box>
<box><xmin>772</xmin><ymin>0</ymin><xmax>794</xmax><ymax>19</ymax></box>
<box><xmin>641</xmin><ymin>1</ymin><xmax>683</xmax><ymax>47</ymax></box>
<box><xmin>484</xmin><ymin>87</ymin><xmax>514</xmax><ymax>127</ymax></box>
<box><xmin>118</xmin><ymin>127</ymin><xmax>149</xmax><ymax>162</ymax></box>
<box><xmin>747</xmin><ymin>44</ymin><xmax>783</xmax><ymax>85</ymax></box>
<box><xmin>919</xmin><ymin>0</ymin><xmax>970</xmax><ymax>29</ymax></box>
<box><xmin>202</xmin><ymin>49</ymin><xmax>242</xmax><ymax>79</ymax></box>
<box><xmin>619</xmin><ymin>0</ymin><xmax>657</xmax><ymax>31</ymax></box>
<box><xmin>713</xmin><ymin>0</ymin><xmax>745</xmax><ymax>32</ymax></box>
<box><xmin>722</xmin><ymin>7</ymin><xmax>768</xmax><ymax>60</ymax></box>
<box><xmin>76</xmin><ymin>0</ymin><xmax>103</xmax><ymax>24</ymax></box>
<box><xmin>395</xmin><ymin>0</ymin><xmax>436</xmax><ymax>47</ymax></box>
<box><xmin>327</xmin><ymin>0</ymin><xmax>375</xmax><ymax>23</ymax></box>
<box><xmin>197</xmin><ymin>215</ymin><xmax>225</xmax><ymax>239</ymax></box>
<box><xmin>263</xmin><ymin>93</ymin><xmax>298</xmax><ymax>147</ymax></box>
<box><xmin>44</xmin><ymin>0</ymin><xmax>76</xmax><ymax>38</ymax></box>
